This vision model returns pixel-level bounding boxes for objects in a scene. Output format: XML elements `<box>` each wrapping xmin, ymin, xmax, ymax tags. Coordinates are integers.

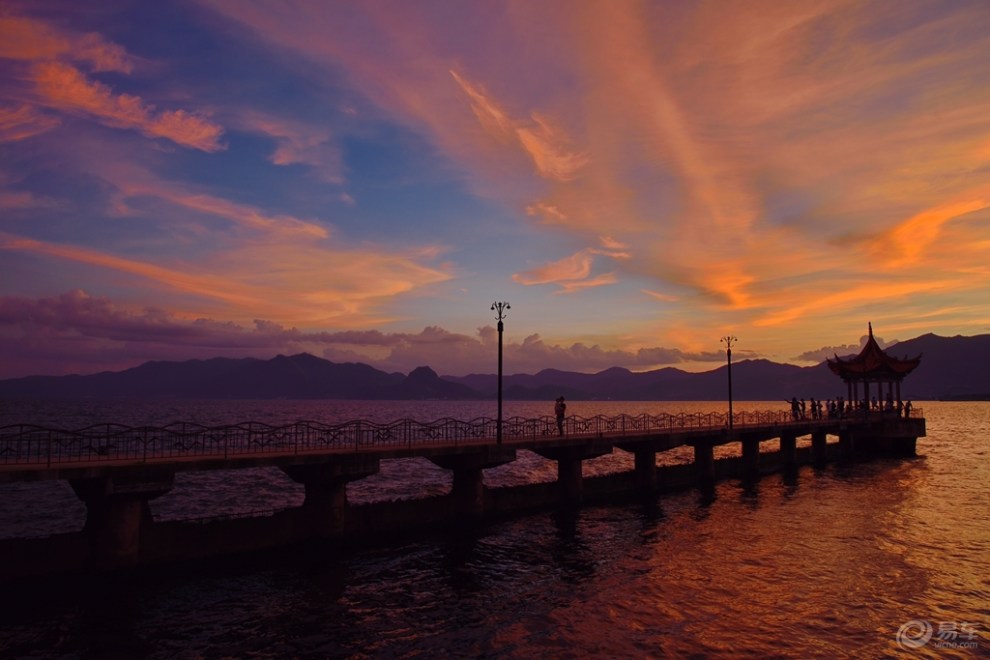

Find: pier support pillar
<box><xmin>693</xmin><ymin>440</ymin><xmax>715</xmax><ymax>485</ymax></box>
<box><xmin>742</xmin><ymin>438</ymin><xmax>761</xmax><ymax>478</ymax></box>
<box><xmin>780</xmin><ymin>433</ymin><xmax>798</xmax><ymax>468</ymax></box>
<box><xmin>633</xmin><ymin>448</ymin><xmax>658</xmax><ymax>494</ymax></box>
<box><xmin>430</xmin><ymin>447</ymin><xmax>516</xmax><ymax>517</ymax></box>
<box><xmin>838</xmin><ymin>430</ymin><xmax>856</xmax><ymax>462</ymax></box>
<box><xmin>890</xmin><ymin>436</ymin><xmax>917</xmax><ymax>457</ymax></box>
<box><xmin>558</xmin><ymin>456</ymin><xmax>583</xmax><ymax>502</ymax></box>
<box><xmin>282</xmin><ymin>457</ymin><xmax>380</xmax><ymax>538</ymax></box>
<box><xmin>812</xmin><ymin>432</ymin><xmax>828</xmax><ymax>466</ymax></box>
<box><xmin>70</xmin><ymin>469</ymin><xmax>175</xmax><ymax>569</ymax></box>
<box><xmin>534</xmin><ymin>442</ymin><xmax>612</xmax><ymax>505</ymax></box>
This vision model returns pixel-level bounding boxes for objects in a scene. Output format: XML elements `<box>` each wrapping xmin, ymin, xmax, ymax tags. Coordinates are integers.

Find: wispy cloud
<box><xmin>235</xmin><ymin>111</ymin><xmax>345</xmax><ymax>184</ymax></box>
<box><xmin>0</xmin><ymin>15</ymin><xmax>134</xmax><ymax>73</ymax></box>
<box><xmin>0</xmin><ymin>103</ymin><xmax>60</xmax><ymax>142</ymax></box>
<box><xmin>450</xmin><ymin>70</ymin><xmax>589</xmax><ymax>182</ymax></box>
<box><xmin>3</xmin><ymin>2</ymin><xmax>990</xmax><ymax>378</ymax></box>
<box><xmin>31</xmin><ymin>62</ymin><xmax>225</xmax><ymax>151</ymax></box>
<box><xmin>0</xmin><ymin>228</ymin><xmax>453</xmax><ymax>328</ymax></box>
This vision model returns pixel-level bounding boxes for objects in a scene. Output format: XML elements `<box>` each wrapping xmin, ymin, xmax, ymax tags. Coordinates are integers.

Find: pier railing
<box><xmin>0</xmin><ymin>408</ymin><xmax>921</xmax><ymax>467</ymax></box>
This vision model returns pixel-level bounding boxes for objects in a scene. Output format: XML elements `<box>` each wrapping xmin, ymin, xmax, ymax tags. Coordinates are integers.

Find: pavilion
<box><xmin>827</xmin><ymin>323</ymin><xmax>922</xmax><ymax>411</ymax></box>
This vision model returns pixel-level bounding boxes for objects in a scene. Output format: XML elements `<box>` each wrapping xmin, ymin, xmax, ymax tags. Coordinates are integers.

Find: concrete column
<box><xmin>430</xmin><ymin>446</ymin><xmax>516</xmax><ymax>517</ymax></box>
<box><xmin>891</xmin><ymin>436</ymin><xmax>917</xmax><ymax>457</ymax></box>
<box><xmin>70</xmin><ymin>469</ymin><xmax>174</xmax><ymax>569</ymax></box>
<box><xmin>812</xmin><ymin>432</ymin><xmax>828</xmax><ymax>466</ymax></box>
<box><xmin>780</xmin><ymin>433</ymin><xmax>797</xmax><ymax>467</ymax></box>
<box><xmin>838</xmin><ymin>430</ymin><xmax>856</xmax><ymax>462</ymax></box>
<box><xmin>693</xmin><ymin>440</ymin><xmax>715</xmax><ymax>485</ymax></box>
<box><xmin>557</xmin><ymin>456</ymin><xmax>583</xmax><ymax>502</ymax></box>
<box><xmin>633</xmin><ymin>448</ymin><xmax>658</xmax><ymax>494</ymax></box>
<box><xmin>742</xmin><ymin>438</ymin><xmax>760</xmax><ymax>478</ymax></box>
<box><xmin>282</xmin><ymin>457</ymin><xmax>380</xmax><ymax>538</ymax></box>
<box><xmin>534</xmin><ymin>442</ymin><xmax>612</xmax><ymax>505</ymax></box>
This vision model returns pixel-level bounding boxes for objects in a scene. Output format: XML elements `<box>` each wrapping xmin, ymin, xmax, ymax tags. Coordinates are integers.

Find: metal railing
<box><xmin>0</xmin><ymin>407</ymin><xmax>922</xmax><ymax>468</ymax></box>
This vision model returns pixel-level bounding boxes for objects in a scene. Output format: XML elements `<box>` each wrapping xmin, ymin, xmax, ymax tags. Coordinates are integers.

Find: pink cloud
<box><xmin>0</xmin><ymin>290</ymin><xmax>729</xmax><ymax>378</ymax></box>
<box><xmin>513</xmin><ymin>251</ymin><xmax>594</xmax><ymax>286</ymax></box>
<box><xmin>0</xmin><ymin>103</ymin><xmax>61</xmax><ymax>142</ymax></box>
<box><xmin>450</xmin><ymin>70</ymin><xmax>588</xmax><ymax>182</ymax></box>
<box><xmin>512</xmin><ymin>248</ymin><xmax>622</xmax><ymax>292</ymax></box>
<box><xmin>236</xmin><ymin>112</ymin><xmax>346</xmax><ymax>184</ymax></box>
<box><xmin>31</xmin><ymin>61</ymin><xmax>225</xmax><ymax>151</ymax></box>
<box><xmin>0</xmin><ymin>15</ymin><xmax>134</xmax><ymax>73</ymax></box>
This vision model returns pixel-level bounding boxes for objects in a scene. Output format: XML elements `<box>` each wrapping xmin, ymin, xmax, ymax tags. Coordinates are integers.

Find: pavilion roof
<box><xmin>826</xmin><ymin>323</ymin><xmax>921</xmax><ymax>381</ymax></box>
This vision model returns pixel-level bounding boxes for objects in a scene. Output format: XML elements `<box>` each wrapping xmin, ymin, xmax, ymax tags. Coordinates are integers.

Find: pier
<box><xmin>0</xmin><ymin>408</ymin><xmax>925</xmax><ymax>579</ymax></box>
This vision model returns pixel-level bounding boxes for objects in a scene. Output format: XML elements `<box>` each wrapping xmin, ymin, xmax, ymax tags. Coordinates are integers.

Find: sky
<box><xmin>1</xmin><ymin>0</ymin><xmax>990</xmax><ymax>380</ymax></box>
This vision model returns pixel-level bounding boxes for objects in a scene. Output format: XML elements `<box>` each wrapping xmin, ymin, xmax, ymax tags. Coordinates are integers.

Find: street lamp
<box><xmin>491</xmin><ymin>301</ymin><xmax>510</xmax><ymax>444</ymax></box>
<box><xmin>721</xmin><ymin>335</ymin><xmax>737</xmax><ymax>430</ymax></box>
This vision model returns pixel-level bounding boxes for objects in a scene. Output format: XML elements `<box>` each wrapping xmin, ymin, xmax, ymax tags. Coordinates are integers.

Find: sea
<box><xmin>0</xmin><ymin>400</ymin><xmax>987</xmax><ymax>658</ymax></box>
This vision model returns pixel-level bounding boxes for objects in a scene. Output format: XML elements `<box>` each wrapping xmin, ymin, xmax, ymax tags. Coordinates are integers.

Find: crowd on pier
<box><xmin>788</xmin><ymin>395</ymin><xmax>913</xmax><ymax>421</ymax></box>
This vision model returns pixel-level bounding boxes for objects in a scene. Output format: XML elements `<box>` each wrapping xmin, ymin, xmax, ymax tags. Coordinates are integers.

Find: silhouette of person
<box><xmin>554</xmin><ymin>396</ymin><xmax>566</xmax><ymax>435</ymax></box>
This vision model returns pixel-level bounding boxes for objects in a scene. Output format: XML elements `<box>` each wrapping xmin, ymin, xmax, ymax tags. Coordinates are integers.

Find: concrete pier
<box><xmin>534</xmin><ymin>441</ymin><xmax>613</xmax><ymax>503</ymax></box>
<box><xmin>780</xmin><ymin>433</ymin><xmax>797</xmax><ymax>467</ymax></box>
<box><xmin>742</xmin><ymin>437</ymin><xmax>761</xmax><ymax>478</ymax></box>
<box><xmin>429</xmin><ymin>446</ymin><xmax>516</xmax><ymax>516</ymax></box>
<box><xmin>693</xmin><ymin>439</ymin><xmax>715</xmax><ymax>484</ymax></box>
<box><xmin>812</xmin><ymin>432</ymin><xmax>828</xmax><ymax>466</ymax></box>
<box><xmin>0</xmin><ymin>411</ymin><xmax>926</xmax><ymax>580</ymax></box>
<box><xmin>282</xmin><ymin>456</ymin><xmax>380</xmax><ymax>537</ymax></box>
<box><xmin>69</xmin><ymin>469</ymin><xmax>175</xmax><ymax>569</ymax></box>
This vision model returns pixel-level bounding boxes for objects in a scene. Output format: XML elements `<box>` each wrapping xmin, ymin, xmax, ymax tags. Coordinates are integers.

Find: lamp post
<box><xmin>491</xmin><ymin>301</ymin><xmax>510</xmax><ymax>444</ymax></box>
<box><xmin>721</xmin><ymin>335</ymin><xmax>737</xmax><ymax>430</ymax></box>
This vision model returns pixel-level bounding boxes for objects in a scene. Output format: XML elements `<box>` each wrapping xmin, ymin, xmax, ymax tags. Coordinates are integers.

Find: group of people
<box><xmin>788</xmin><ymin>396</ymin><xmax>913</xmax><ymax>420</ymax></box>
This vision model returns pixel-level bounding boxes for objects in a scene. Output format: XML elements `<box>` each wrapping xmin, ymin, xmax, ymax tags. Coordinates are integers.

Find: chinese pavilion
<box><xmin>827</xmin><ymin>323</ymin><xmax>921</xmax><ymax>408</ymax></box>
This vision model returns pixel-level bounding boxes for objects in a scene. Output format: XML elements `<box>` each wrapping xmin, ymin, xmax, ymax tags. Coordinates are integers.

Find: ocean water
<box><xmin>0</xmin><ymin>400</ymin><xmax>987</xmax><ymax>658</ymax></box>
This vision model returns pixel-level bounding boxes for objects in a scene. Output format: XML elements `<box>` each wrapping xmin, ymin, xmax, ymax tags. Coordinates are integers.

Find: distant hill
<box><xmin>0</xmin><ymin>333</ymin><xmax>987</xmax><ymax>401</ymax></box>
<box><xmin>0</xmin><ymin>354</ymin><xmax>480</xmax><ymax>401</ymax></box>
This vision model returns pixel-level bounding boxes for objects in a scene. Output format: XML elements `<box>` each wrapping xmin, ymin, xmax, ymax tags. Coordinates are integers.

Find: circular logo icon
<box><xmin>897</xmin><ymin>619</ymin><xmax>934</xmax><ymax>650</ymax></box>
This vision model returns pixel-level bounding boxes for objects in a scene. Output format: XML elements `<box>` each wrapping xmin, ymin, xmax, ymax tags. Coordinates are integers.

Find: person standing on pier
<box><xmin>555</xmin><ymin>396</ymin><xmax>567</xmax><ymax>435</ymax></box>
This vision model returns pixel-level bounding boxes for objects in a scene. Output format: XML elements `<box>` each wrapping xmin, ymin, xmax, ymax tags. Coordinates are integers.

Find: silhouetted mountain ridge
<box><xmin>0</xmin><ymin>333</ymin><xmax>988</xmax><ymax>400</ymax></box>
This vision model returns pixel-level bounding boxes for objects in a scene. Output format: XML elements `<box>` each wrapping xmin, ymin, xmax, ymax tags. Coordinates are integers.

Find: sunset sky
<box><xmin>2</xmin><ymin>0</ymin><xmax>990</xmax><ymax>380</ymax></box>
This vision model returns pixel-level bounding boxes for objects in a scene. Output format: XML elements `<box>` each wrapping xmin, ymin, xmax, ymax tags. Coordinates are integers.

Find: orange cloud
<box><xmin>513</xmin><ymin>251</ymin><xmax>593</xmax><ymax>286</ymax></box>
<box><xmin>525</xmin><ymin>202</ymin><xmax>567</xmax><ymax>223</ymax></box>
<box><xmin>0</xmin><ymin>103</ymin><xmax>60</xmax><ymax>142</ymax></box>
<box><xmin>0</xmin><ymin>230</ymin><xmax>453</xmax><ymax>328</ymax></box>
<box><xmin>870</xmin><ymin>198</ymin><xmax>989</xmax><ymax>267</ymax></box>
<box><xmin>31</xmin><ymin>61</ymin><xmax>225</xmax><ymax>151</ymax></box>
<box><xmin>139</xmin><ymin>188</ymin><xmax>329</xmax><ymax>239</ymax></box>
<box><xmin>236</xmin><ymin>112</ymin><xmax>345</xmax><ymax>184</ymax></box>
<box><xmin>0</xmin><ymin>15</ymin><xmax>133</xmax><ymax>73</ymax></box>
<box><xmin>450</xmin><ymin>69</ymin><xmax>588</xmax><ymax>182</ymax></box>
<box><xmin>512</xmin><ymin>248</ymin><xmax>621</xmax><ymax>293</ymax></box>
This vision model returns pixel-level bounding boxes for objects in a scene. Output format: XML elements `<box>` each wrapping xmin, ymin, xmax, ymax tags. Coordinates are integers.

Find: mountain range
<box><xmin>0</xmin><ymin>332</ymin><xmax>988</xmax><ymax>401</ymax></box>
